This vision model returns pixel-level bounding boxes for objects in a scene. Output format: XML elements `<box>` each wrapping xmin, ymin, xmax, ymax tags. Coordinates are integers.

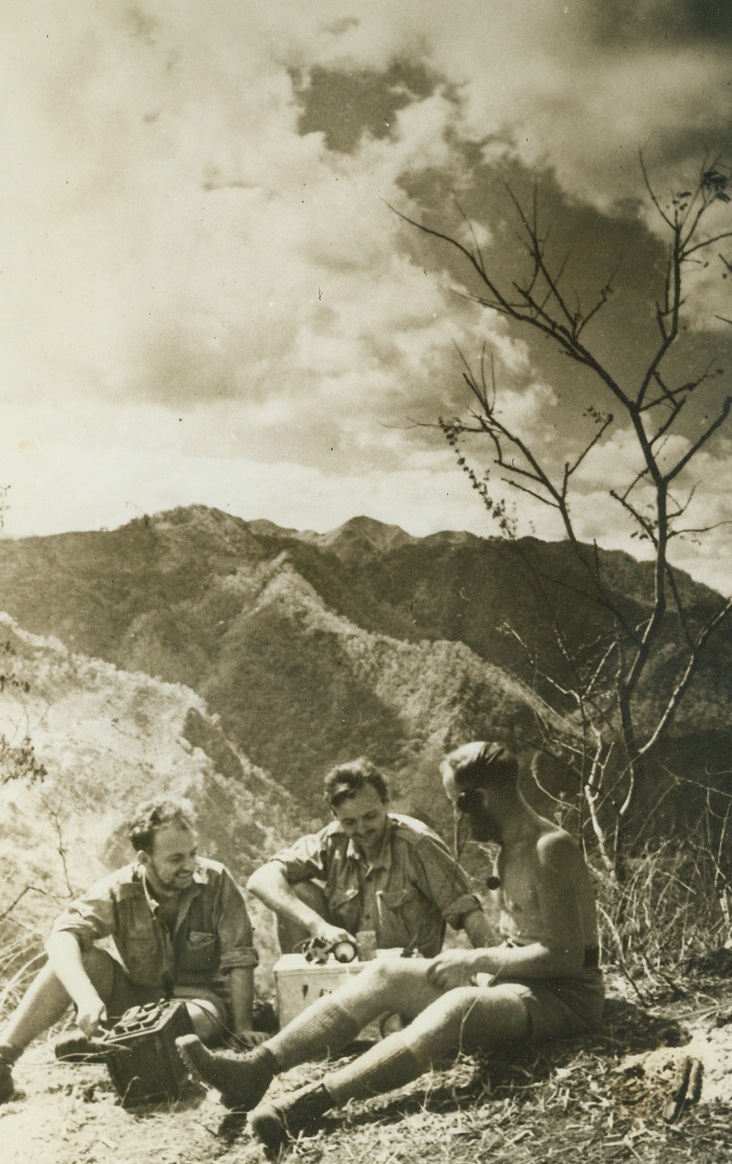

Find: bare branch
<box><xmin>639</xmin><ymin>597</ymin><xmax>732</xmax><ymax>758</ymax></box>
<box><xmin>413</xmin><ymin>156</ymin><xmax>732</xmax><ymax>876</ymax></box>
<box><xmin>667</xmin><ymin>396</ymin><xmax>732</xmax><ymax>482</ymax></box>
<box><xmin>683</xmin><ymin>229</ymin><xmax>732</xmax><ymax>258</ymax></box>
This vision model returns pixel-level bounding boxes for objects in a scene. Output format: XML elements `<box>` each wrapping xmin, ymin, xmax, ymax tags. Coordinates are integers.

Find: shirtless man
<box><xmin>176</xmin><ymin>742</ymin><xmax>603</xmax><ymax>1151</ymax></box>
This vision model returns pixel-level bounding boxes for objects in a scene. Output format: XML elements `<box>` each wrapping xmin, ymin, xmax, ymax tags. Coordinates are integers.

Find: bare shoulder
<box><xmin>535</xmin><ymin>826</ymin><xmax>583</xmax><ymax>870</ymax></box>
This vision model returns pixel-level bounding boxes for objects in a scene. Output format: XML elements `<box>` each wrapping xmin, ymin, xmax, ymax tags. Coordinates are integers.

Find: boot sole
<box><xmin>249</xmin><ymin>1104</ymin><xmax>289</xmax><ymax>1153</ymax></box>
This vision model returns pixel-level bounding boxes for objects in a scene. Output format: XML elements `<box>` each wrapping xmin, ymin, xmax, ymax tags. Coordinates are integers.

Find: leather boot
<box><xmin>0</xmin><ymin>1045</ymin><xmax>19</xmax><ymax>1104</ymax></box>
<box><xmin>249</xmin><ymin>1082</ymin><xmax>333</xmax><ymax>1152</ymax></box>
<box><xmin>175</xmin><ymin>1034</ymin><xmax>276</xmax><ymax>1110</ymax></box>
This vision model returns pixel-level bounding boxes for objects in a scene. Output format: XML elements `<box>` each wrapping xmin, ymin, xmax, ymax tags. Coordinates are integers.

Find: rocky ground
<box><xmin>3</xmin><ymin>969</ymin><xmax>732</xmax><ymax>1164</ymax></box>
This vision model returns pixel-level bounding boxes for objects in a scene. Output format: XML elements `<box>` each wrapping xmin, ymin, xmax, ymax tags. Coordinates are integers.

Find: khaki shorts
<box><xmin>89</xmin><ymin>949</ymin><xmax>227</xmax><ymax>1033</ymax></box>
<box><xmin>498</xmin><ymin>970</ymin><xmax>605</xmax><ymax>1041</ymax></box>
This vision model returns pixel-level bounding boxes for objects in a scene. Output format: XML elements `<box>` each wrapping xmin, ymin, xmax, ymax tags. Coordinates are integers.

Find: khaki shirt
<box><xmin>51</xmin><ymin>858</ymin><xmax>257</xmax><ymax>1010</ymax></box>
<box><xmin>273</xmin><ymin>813</ymin><xmax>480</xmax><ymax>956</ymax></box>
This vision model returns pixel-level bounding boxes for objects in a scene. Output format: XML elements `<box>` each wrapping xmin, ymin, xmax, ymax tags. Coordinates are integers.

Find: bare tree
<box><xmin>398</xmin><ymin>159</ymin><xmax>732</xmax><ymax>876</ymax></box>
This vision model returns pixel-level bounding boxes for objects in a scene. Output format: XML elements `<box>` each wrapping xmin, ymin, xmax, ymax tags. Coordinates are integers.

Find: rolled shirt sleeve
<box><xmin>49</xmin><ymin>874</ymin><xmax>120</xmax><ymax>952</ymax></box>
<box><xmin>212</xmin><ymin>866</ymin><xmax>259</xmax><ymax>972</ymax></box>
<box><xmin>405</xmin><ymin>834</ymin><xmax>482</xmax><ymax>930</ymax></box>
<box><xmin>269</xmin><ymin>830</ymin><xmax>330</xmax><ymax>884</ymax></box>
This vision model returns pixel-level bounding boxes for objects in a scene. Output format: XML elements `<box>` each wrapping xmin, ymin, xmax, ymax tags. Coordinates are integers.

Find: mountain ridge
<box><xmin>0</xmin><ymin>505</ymin><xmax>728</xmax><ymax>844</ymax></box>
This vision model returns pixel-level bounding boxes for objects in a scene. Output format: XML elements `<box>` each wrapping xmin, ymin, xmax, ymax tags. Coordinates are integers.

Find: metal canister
<box><xmin>332</xmin><ymin>939</ymin><xmax>357</xmax><ymax>963</ymax></box>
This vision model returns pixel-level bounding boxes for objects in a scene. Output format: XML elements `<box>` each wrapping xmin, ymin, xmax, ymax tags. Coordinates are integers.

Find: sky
<box><xmin>1</xmin><ymin>1</ymin><xmax>732</xmax><ymax>592</ymax></box>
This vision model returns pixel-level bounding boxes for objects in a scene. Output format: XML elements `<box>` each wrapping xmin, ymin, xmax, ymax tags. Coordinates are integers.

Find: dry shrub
<box><xmin>593</xmin><ymin>837</ymin><xmax>729</xmax><ymax>991</ymax></box>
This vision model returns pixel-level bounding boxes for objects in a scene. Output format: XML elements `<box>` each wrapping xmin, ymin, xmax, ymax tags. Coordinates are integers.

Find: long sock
<box><xmin>0</xmin><ymin>1043</ymin><xmax>21</xmax><ymax>1066</ymax></box>
<box><xmin>323</xmin><ymin>1031</ymin><xmax>427</xmax><ymax>1105</ymax></box>
<box><xmin>265</xmin><ymin>998</ymin><xmax>361</xmax><ymax>1072</ymax></box>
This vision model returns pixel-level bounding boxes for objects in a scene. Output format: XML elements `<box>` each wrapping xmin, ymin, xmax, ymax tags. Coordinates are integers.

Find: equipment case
<box><xmin>104</xmin><ymin>999</ymin><xmax>193</xmax><ymax>1107</ymax></box>
<box><xmin>274</xmin><ymin>949</ymin><xmax>402</xmax><ymax>1040</ymax></box>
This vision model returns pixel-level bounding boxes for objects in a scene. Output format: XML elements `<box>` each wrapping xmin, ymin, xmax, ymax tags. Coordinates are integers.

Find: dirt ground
<box><xmin>3</xmin><ymin>973</ymin><xmax>732</xmax><ymax>1164</ymax></box>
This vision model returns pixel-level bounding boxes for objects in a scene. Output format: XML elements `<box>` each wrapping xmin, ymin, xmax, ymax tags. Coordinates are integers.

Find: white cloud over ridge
<box><xmin>0</xmin><ymin>0</ymin><xmax>730</xmax><ymax>592</ymax></box>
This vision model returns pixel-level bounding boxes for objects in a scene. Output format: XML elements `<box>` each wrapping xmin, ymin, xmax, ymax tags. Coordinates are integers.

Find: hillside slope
<box><xmin>0</xmin><ymin>612</ymin><xmax>301</xmax><ymax>966</ymax></box>
<box><xmin>0</xmin><ymin>509</ymin><xmax>569</xmax><ymax>818</ymax></box>
<box><xmin>0</xmin><ymin>506</ymin><xmax>728</xmax><ymax>833</ymax></box>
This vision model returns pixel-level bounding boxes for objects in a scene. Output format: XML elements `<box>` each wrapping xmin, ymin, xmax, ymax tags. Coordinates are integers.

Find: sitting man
<box><xmin>247</xmin><ymin>756</ymin><xmax>492</xmax><ymax>957</ymax></box>
<box><xmin>0</xmin><ymin>795</ymin><xmax>261</xmax><ymax>1103</ymax></box>
<box><xmin>176</xmin><ymin>742</ymin><xmax>604</xmax><ymax>1152</ymax></box>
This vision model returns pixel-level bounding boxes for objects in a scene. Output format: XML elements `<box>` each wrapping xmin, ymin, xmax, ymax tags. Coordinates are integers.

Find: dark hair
<box><xmin>128</xmin><ymin>796</ymin><xmax>197</xmax><ymax>854</ymax></box>
<box><xmin>324</xmin><ymin>758</ymin><xmax>389</xmax><ymax>809</ymax></box>
<box><xmin>442</xmin><ymin>742</ymin><xmax>518</xmax><ymax>789</ymax></box>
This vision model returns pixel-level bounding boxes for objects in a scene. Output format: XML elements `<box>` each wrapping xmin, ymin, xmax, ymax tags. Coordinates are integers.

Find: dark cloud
<box><xmin>323</xmin><ymin>17</ymin><xmax>360</xmax><ymax>37</ymax></box>
<box><xmin>399</xmin><ymin>152</ymin><xmax>732</xmax><ymax>445</ymax></box>
<box><xmin>123</xmin><ymin>5</ymin><xmax>160</xmax><ymax>46</ymax></box>
<box><xmin>589</xmin><ymin>0</ymin><xmax>732</xmax><ymax>46</ymax></box>
<box><xmin>293</xmin><ymin>61</ymin><xmax>441</xmax><ymax>153</ymax></box>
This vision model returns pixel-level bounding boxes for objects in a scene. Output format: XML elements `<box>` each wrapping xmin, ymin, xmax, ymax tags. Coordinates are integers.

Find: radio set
<box><xmin>100</xmin><ymin>999</ymin><xmax>193</xmax><ymax>1107</ymax></box>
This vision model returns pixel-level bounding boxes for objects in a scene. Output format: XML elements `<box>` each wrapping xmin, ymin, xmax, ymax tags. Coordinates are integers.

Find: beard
<box><xmin>147</xmin><ymin>865</ymin><xmax>194</xmax><ymax>895</ymax></box>
<box><xmin>467</xmin><ymin>808</ymin><xmax>503</xmax><ymax>844</ymax></box>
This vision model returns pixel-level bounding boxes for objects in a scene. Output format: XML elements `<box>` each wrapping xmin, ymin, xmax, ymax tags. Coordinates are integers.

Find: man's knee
<box><xmin>33</xmin><ymin>945</ymin><xmax>121</xmax><ymax>1002</ymax></box>
<box><xmin>354</xmin><ymin>958</ymin><xmax>423</xmax><ymax>1007</ymax></box>
<box><xmin>184</xmin><ymin>1000</ymin><xmax>224</xmax><ymax>1045</ymax></box>
<box><xmin>442</xmin><ymin>985</ymin><xmax>531</xmax><ymax>1046</ymax></box>
<box><xmin>428</xmin><ymin>987</ymin><xmax>482</xmax><ymax>1029</ymax></box>
<box><xmin>78</xmin><ymin>947</ymin><xmax>130</xmax><ymax>1007</ymax></box>
<box><xmin>399</xmin><ymin>987</ymin><xmax>485</xmax><ymax>1067</ymax></box>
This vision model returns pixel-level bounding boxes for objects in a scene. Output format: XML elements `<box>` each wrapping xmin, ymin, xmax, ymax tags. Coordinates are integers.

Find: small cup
<box><xmin>356</xmin><ymin>929</ymin><xmax>377</xmax><ymax>961</ymax></box>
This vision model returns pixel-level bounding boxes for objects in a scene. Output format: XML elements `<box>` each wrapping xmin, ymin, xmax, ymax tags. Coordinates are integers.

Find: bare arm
<box><xmin>247</xmin><ymin>861</ymin><xmax>353</xmax><ymax>945</ymax></box>
<box><xmin>227</xmin><ymin>966</ymin><xmax>267</xmax><ymax>1047</ymax></box>
<box><xmin>428</xmin><ymin>835</ymin><xmax>591</xmax><ymax>987</ymax></box>
<box><xmin>45</xmin><ymin>932</ymin><xmax>108</xmax><ymax>1035</ymax></box>
<box><xmin>462</xmin><ymin>907</ymin><xmax>496</xmax><ymax>948</ymax></box>
<box><xmin>228</xmin><ymin>966</ymin><xmax>254</xmax><ymax>1031</ymax></box>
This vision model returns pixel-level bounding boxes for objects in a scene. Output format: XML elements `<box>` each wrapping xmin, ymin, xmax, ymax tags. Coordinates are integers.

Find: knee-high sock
<box><xmin>323</xmin><ymin>1031</ymin><xmax>428</xmax><ymax>1105</ymax></box>
<box><xmin>266</xmin><ymin>998</ymin><xmax>362</xmax><ymax>1072</ymax></box>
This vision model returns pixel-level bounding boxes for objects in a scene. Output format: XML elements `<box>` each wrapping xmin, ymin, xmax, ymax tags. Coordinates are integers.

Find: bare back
<box><xmin>495</xmin><ymin>817</ymin><xmax>598</xmax><ymax>960</ymax></box>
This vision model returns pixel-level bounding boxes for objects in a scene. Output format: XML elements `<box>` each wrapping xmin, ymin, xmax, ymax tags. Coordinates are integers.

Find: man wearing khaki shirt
<box><xmin>247</xmin><ymin>757</ymin><xmax>491</xmax><ymax>956</ymax></box>
<box><xmin>0</xmin><ymin>795</ymin><xmax>260</xmax><ymax>1104</ymax></box>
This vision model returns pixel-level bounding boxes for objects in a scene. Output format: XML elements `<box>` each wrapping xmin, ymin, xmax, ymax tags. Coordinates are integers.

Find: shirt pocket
<box><xmin>328</xmin><ymin>885</ymin><xmax>360</xmax><ymax>931</ymax></box>
<box><xmin>121</xmin><ymin>934</ymin><xmax>160</xmax><ymax>983</ymax></box>
<box><xmin>178</xmin><ymin>930</ymin><xmax>218</xmax><ymax>974</ymax></box>
<box><xmin>377</xmin><ymin>885</ymin><xmax>437</xmax><ymax>949</ymax></box>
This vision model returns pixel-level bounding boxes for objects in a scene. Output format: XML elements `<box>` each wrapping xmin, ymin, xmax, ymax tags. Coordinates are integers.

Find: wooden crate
<box><xmin>274</xmin><ymin>949</ymin><xmax>403</xmax><ymax>1040</ymax></box>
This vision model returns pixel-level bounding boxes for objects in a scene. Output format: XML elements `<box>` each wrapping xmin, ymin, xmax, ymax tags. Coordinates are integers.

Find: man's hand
<box><xmin>75</xmin><ymin>990</ymin><xmax>108</xmax><ymax>1036</ymax></box>
<box><xmin>426</xmin><ymin>949</ymin><xmax>483</xmax><ymax>990</ymax></box>
<box><xmin>309</xmin><ymin>920</ymin><xmax>355</xmax><ymax>947</ymax></box>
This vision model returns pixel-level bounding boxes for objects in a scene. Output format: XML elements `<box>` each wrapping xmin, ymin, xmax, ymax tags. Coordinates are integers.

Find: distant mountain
<box><xmin>0</xmin><ymin>506</ymin><xmax>729</xmax><ymax>842</ymax></box>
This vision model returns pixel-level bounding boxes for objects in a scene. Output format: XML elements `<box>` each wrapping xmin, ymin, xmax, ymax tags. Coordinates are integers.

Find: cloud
<box><xmin>0</xmin><ymin>1</ymin><xmax>730</xmax><ymax>595</ymax></box>
<box><xmin>281</xmin><ymin>1</ymin><xmax>732</xmax><ymax>209</ymax></box>
<box><xmin>0</xmin><ymin>396</ymin><xmax>491</xmax><ymax>544</ymax></box>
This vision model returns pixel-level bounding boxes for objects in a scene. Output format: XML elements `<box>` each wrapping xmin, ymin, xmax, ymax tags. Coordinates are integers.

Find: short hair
<box><xmin>324</xmin><ymin>758</ymin><xmax>389</xmax><ymax>809</ymax></box>
<box><xmin>442</xmin><ymin>742</ymin><xmax>518</xmax><ymax>789</ymax></box>
<box><xmin>128</xmin><ymin>796</ymin><xmax>197</xmax><ymax>854</ymax></box>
